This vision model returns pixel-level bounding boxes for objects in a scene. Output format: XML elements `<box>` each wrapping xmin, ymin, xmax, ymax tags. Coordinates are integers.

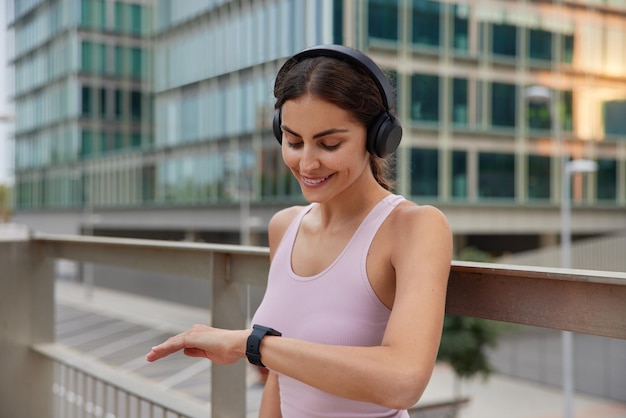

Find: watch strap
<box><xmin>246</xmin><ymin>324</ymin><xmax>282</xmax><ymax>368</ymax></box>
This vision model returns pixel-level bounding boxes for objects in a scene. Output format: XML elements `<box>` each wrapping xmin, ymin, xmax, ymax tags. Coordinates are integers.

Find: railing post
<box><xmin>210</xmin><ymin>252</ymin><xmax>247</xmax><ymax>418</ymax></box>
<box><xmin>0</xmin><ymin>239</ymin><xmax>54</xmax><ymax>418</ymax></box>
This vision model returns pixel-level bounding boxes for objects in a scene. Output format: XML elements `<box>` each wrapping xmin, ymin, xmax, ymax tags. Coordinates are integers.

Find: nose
<box><xmin>299</xmin><ymin>144</ymin><xmax>321</xmax><ymax>172</ymax></box>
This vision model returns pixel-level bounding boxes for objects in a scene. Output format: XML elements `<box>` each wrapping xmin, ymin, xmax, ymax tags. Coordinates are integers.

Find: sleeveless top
<box><xmin>252</xmin><ymin>194</ymin><xmax>410</xmax><ymax>418</ymax></box>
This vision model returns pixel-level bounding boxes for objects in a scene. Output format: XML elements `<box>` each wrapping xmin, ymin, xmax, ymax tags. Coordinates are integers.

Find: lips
<box><xmin>301</xmin><ymin>174</ymin><xmax>334</xmax><ymax>186</ymax></box>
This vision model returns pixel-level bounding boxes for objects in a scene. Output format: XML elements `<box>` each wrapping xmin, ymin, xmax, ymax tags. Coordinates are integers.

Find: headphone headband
<box><xmin>286</xmin><ymin>44</ymin><xmax>394</xmax><ymax>112</ymax></box>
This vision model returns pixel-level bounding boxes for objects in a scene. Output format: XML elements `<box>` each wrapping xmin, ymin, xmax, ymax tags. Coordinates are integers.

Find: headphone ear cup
<box><xmin>367</xmin><ymin>112</ymin><xmax>402</xmax><ymax>158</ymax></box>
<box><xmin>273</xmin><ymin>109</ymin><xmax>282</xmax><ymax>144</ymax></box>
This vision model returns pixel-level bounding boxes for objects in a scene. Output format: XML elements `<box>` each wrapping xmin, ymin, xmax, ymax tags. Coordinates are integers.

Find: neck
<box><xmin>315</xmin><ymin>178</ymin><xmax>390</xmax><ymax>229</ymax></box>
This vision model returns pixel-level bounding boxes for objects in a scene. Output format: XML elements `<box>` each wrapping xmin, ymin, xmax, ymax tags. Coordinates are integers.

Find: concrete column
<box><xmin>210</xmin><ymin>252</ymin><xmax>247</xmax><ymax>418</ymax></box>
<box><xmin>0</xmin><ymin>239</ymin><xmax>54</xmax><ymax>418</ymax></box>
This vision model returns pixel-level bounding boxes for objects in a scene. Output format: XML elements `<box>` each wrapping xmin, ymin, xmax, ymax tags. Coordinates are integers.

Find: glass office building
<box><xmin>9</xmin><ymin>0</ymin><xmax>153</xmax><ymax>215</ymax></box>
<box><xmin>8</xmin><ymin>0</ymin><xmax>626</xmax><ymax>255</ymax></box>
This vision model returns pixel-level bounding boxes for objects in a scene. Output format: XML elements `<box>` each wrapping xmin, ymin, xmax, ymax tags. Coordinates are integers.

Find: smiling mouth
<box><xmin>301</xmin><ymin>174</ymin><xmax>333</xmax><ymax>186</ymax></box>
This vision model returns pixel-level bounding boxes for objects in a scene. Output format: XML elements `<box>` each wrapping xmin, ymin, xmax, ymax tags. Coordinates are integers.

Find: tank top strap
<box><xmin>350</xmin><ymin>194</ymin><xmax>406</xmax><ymax>250</ymax></box>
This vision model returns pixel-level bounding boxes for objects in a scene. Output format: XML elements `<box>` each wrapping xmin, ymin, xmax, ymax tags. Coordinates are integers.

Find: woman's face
<box><xmin>279</xmin><ymin>94</ymin><xmax>371</xmax><ymax>203</ymax></box>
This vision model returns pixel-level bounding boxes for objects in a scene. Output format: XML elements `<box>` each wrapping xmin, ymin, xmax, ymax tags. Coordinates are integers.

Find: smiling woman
<box><xmin>146</xmin><ymin>45</ymin><xmax>452</xmax><ymax>418</ymax></box>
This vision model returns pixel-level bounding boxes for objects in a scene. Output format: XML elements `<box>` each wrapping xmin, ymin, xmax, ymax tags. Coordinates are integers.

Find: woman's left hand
<box><xmin>146</xmin><ymin>325</ymin><xmax>249</xmax><ymax>365</ymax></box>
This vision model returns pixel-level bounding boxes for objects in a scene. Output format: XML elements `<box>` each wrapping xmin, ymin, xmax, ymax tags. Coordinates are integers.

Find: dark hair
<box><xmin>273</xmin><ymin>55</ymin><xmax>395</xmax><ymax>190</ymax></box>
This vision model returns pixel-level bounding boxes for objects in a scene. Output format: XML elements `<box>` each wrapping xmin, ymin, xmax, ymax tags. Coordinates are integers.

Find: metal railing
<box><xmin>1</xmin><ymin>233</ymin><xmax>625</xmax><ymax>418</ymax></box>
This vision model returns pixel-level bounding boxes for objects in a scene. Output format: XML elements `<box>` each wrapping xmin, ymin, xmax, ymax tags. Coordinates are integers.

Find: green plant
<box><xmin>437</xmin><ymin>246</ymin><xmax>511</xmax><ymax>382</ymax></box>
<box><xmin>437</xmin><ymin>315</ymin><xmax>502</xmax><ymax>380</ymax></box>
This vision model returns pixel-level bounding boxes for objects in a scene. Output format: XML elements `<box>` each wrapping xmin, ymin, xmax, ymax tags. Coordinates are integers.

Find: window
<box><xmin>114</xmin><ymin>2</ymin><xmax>127</xmax><ymax>32</ymax></box>
<box><xmin>81</xmin><ymin>131</ymin><xmax>95</xmax><ymax>157</ymax></box>
<box><xmin>410</xmin><ymin>148</ymin><xmax>439</xmax><ymax>197</ymax></box>
<box><xmin>452</xmin><ymin>5</ymin><xmax>469</xmax><ymax>51</ymax></box>
<box><xmin>411</xmin><ymin>74</ymin><xmax>439</xmax><ymax>122</ymax></box>
<box><xmin>81</xmin><ymin>41</ymin><xmax>107</xmax><ymax>73</ymax></box>
<box><xmin>130</xmin><ymin>48</ymin><xmax>143</xmax><ymax>78</ymax></box>
<box><xmin>451</xmin><ymin>151</ymin><xmax>467</xmax><ymax>199</ymax></box>
<box><xmin>491</xmin><ymin>83</ymin><xmax>516</xmax><ymax>128</ymax></box>
<box><xmin>114</xmin><ymin>90</ymin><xmax>122</xmax><ymax>119</ymax></box>
<box><xmin>81</xmin><ymin>41</ymin><xmax>93</xmax><ymax>72</ymax></box>
<box><xmin>604</xmin><ymin>100</ymin><xmax>626</xmax><ymax>136</ymax></box>
<box><xmin>562</xmin><ymin>90</ymin><xmax>573</xmax><ymax>132</ymax></box>
<box><xmin>452</xmin><ymin>78</ymin><xmax>468</xmax><ymax>125</ymax></box>
<box><xmin>181</xmin><ymin>89</ymin><xmax>199</xmax><ymax>142</ymax></box>
<box><xmin>115</xmin><ymin>45</ymin><xmax>125</xmax><ymax>75</ymax></box>
<box><xmin>528</xmin><ymin>155</ymin><xmax>551</xmax><ymax>200</ymax></box>
<box><xmin>412</xmin><ymin>0</ymin><xmax>441</xmax><ymax>47</ymax></box>
<box><xmin>492</xmin><ymin>24</ymin><xmax>517</xmax><ymax>57</ymax></box>
<box><xmin>131</xmin><ymin>133</ymin><xmax>142</xmax><ymax>149</ymax></box>
<box><xmin>333</xmin><ymin>0</ymin><xmax>343</xmax><ymax>45</ymax></box>
<box><xmin>478</xmin><ymin>152</ymin><xmax>515</xmax><ymax>199</ymax></box>
<box><xmin>597</xmin><ymin>159</ymin><xmax>617</xmax><ymax>201</ymax></box>
<box><xmin>368</xmin><ymin>0</ymin><xmax>398</xmax><ymax>41</ymax></box>
<box><xmin>562</xmin><ymin>34</ymin><xmax>574</xmax><ymax>64</ymax></box>
<box><xmin>527</xmin><ymin>101</ymin><xmax>550</xmax><ymax>130</ymax></box>
<box><xmin>529</xmin><ymin>29</ymin><xmax>553</xmax><ymax>61</ymax></box>
<box><xmin>99</xmin><ymin>88</ymin><xmax>107</xmax><ymax>118</ymax></box>
<box><xmin>82</xmin><ymin>87</ymin><xmax>92</xmax><ymax>116</ymax></box>
<box><xmin>130</xmin><ymin>4</ymin><xmax>143</xmax><ymax>34</ymax></box>
<box><xmin>81</xmin><ymin>0</ymin><xmax>106</xmax><ymax>29</ymax></box>
<box><xmin>130</xmin><ymin>91</ymin><xmax>142</xmax><ymax>120</ymax></box>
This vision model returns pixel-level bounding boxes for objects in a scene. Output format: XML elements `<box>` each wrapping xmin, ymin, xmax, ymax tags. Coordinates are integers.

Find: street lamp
<box><xmin>561</xmin><ymin>159</ymin><xmax>597</xmax><ymax>269</ymax></box>
<box><xmin>560</xmin><ymin>158</ymin><xmax>596</xmax><ymax>418</ymax></box>
<box><xmin>524</xmin><ymin>86</ymin><xmax>597</xmax><ymax>418</ymax></box>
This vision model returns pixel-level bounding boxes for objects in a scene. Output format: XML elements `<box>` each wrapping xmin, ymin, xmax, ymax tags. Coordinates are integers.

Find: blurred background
<box><xmin>2</xmin><ymin>0</ymin><xmax>625</xmax><ymax>254</ymax></box>
<box><xmin>1</xmin><ymin>0</ymin><xmax>625</xmax><ymax>416</ymax></box>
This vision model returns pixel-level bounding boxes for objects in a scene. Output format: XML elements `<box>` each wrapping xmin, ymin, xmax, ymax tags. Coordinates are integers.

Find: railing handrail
<box><xmin>31</xmin><ymin>233</ymin><xmax>626</xmax><ymax>339</ymax></box>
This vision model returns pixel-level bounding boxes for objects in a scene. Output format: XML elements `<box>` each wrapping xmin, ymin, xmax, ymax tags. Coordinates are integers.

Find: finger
<box><xmin>146</xmin><ymin>335</ymin><xmax>186</xmax><ymax>362</ymax></box>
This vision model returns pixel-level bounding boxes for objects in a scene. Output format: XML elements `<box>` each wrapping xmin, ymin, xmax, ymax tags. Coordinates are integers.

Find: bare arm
<box><xmin>258</xmin><ymin>371</ymin><xmax>282</xmax><ymax>418</ymax></box>
<box><xmin>147</xmin><ymin>204</ymin><xmax>452</xmax><ymax>410</ymax></box>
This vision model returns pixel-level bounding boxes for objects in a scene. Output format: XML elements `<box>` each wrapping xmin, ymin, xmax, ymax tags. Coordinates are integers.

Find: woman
<box><xmin>147</xmin><ymin>45</ymin><xmax>452</xmax><ymax>417</ymax></box>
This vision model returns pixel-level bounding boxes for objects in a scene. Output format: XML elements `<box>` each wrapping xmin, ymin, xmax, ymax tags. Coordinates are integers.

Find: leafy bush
<box><xmin>437</xmin><ymin>246</ymin><xmax>512</xmax><ymax>380</ymax></box>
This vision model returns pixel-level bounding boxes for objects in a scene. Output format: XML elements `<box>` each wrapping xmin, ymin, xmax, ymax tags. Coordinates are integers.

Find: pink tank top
<box><xmin>252</xmin><ymin>194</ymin><xmax>410</xmax><ymax>418</ymax></box>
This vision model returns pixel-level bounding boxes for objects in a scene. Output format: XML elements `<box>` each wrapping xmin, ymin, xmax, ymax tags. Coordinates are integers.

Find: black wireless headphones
<box><xmin>272</xmin><ymin>44</ymin><xmax>402</xmax><ymax>158</ymax></box>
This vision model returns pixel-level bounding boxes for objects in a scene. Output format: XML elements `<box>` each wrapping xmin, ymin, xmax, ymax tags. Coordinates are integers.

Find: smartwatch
<box><xmin>246</xmin><ymin>324</ymin><xmax>282</xmax><ymax>368</ymax></box>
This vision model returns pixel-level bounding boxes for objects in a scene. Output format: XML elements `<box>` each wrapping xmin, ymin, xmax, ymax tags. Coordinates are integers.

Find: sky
<box><xmin>0</xmin><ymin>5</ymin><xmax>13</xmax><ymax>186</ymax></box>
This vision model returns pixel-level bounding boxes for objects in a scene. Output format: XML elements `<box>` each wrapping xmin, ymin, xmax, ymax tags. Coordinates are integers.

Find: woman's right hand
<box><xmin>146</xmin><ymin>325</ymin><xmax>249</xmax><ymax>365</ymax></box>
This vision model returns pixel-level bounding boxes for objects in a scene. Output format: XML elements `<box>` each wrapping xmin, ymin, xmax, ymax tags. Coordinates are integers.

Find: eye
<box><xmin>287</xmin><ymin>141</ymin><xmax>303</xmax><ymax>149</ymax></box>
<box><xmin>321</xmin><ymin>143</ymin><xmax>340</xmax><ymax>151</ymax></box>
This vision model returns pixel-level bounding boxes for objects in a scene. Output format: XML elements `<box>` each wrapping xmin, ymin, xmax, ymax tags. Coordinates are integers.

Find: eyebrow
<box><xmin>281</xmin><ymin>125</ymin><xmax>350</xmax><ymax>140</ymax></box>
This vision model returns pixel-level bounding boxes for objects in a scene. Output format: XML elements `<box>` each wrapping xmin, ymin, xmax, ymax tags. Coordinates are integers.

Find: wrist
<box><xmin>246</xmin><ymin>324</ymin><xmax>282</xmax><ymax>368</ymax></box>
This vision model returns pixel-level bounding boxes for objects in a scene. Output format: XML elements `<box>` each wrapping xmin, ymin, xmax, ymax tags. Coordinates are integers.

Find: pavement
<box><xmin>55</xmin><ymin>279</ymin><xmax>626</xmax><ymax>418</ymax></box>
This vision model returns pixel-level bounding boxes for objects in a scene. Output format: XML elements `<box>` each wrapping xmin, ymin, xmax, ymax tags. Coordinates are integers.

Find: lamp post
<box><xmin>560</xmin><ymin>158</ymin><xmax>596</xmax><ymax>418</ymax></box>
<box><xmin>524</xmin><ymin>86</ymin><xmax>598</xmax><ymax>418</ymax></box>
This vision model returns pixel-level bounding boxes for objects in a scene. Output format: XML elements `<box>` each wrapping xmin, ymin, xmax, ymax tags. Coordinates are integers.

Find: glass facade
<box><xmin>8</xmin><ymin>0</ymin><xmax>626</xmax><ymax>214</ymax></box>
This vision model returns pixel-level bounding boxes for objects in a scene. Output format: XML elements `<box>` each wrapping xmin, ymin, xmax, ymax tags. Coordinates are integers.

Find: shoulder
<box><xmin>268</xmin><ymin>205</ymin><xmax>307</xmax><ymax>254</ymax></box>
<box><xmin>385</xmin><ymin>201</ymin><xmax>452</xmax><ymax>264</ymax></box>
<box><xmin>389</xmin><ymin>201</ymin><xmax>451</xmax><ymax>235</ymax></box>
